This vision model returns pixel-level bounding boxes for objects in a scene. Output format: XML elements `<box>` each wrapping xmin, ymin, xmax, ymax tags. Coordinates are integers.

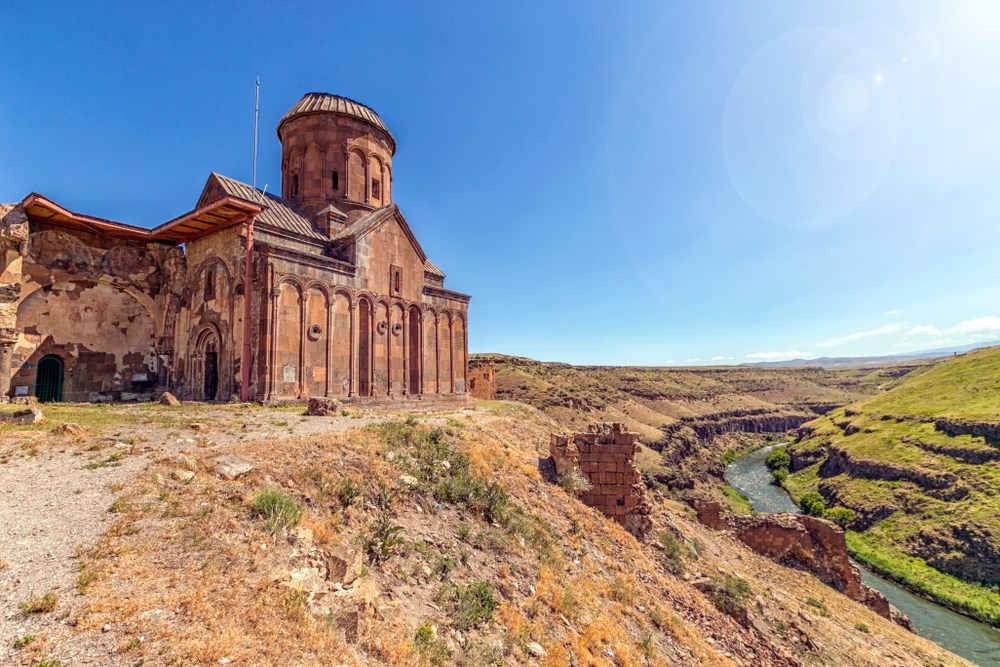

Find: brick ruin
<box><xmin>1</xmin><ymin>93</ymin><xmax>471</xmax><ymax>405</ymax></box>
<box><xmin>467</xmin><ymin>359</ymin><xmax>496</xmax><ymax>400</ymax></box>
<box><xmin>550</xmin><ymin>423</ymin><xmax>652</xmax><ymax>538</ymax></box>
<box><xmin>695</xmin><ymin>501</ymin><xmax>907</xmax><ymax>627</ymax></box>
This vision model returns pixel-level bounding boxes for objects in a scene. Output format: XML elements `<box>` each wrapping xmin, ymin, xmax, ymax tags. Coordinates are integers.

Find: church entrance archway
<box><xmin>35</xmin><ymin>355</ymin><xmax>64</xmax><ymax>402</ymax></box>
<box><xmin>197</xmin><ymin>329</ymin><xmax>220</xmax><ymax>401</ymax></box>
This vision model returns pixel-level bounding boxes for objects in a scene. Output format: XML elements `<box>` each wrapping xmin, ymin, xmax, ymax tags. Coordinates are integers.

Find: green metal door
<box><xmin>35</xmin><ymin>355</ymin><xmax>64</xmax><ymax>402</ymax></box>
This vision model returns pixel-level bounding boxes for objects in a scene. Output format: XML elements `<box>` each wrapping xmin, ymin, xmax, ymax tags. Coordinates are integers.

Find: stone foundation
<box><xmin>550</xmin><ymin>422</ymin><xmax>652</xmax><ymax>538</ymax></box>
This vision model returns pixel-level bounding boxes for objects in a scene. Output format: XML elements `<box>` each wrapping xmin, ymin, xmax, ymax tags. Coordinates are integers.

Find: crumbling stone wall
<box><xmin>468</xmin><ymin>359</ymin><xmax>495</xmax><ymax>400</ymax></box>
<box><xmin>551</xmin><ymin>423</ymin><xmax>652</xmax><ymax>538</ymax></box>
<box><xmin>695</xmin><ymin>501</ymin><xmax>901</xmax><ymax>624</ymax></box>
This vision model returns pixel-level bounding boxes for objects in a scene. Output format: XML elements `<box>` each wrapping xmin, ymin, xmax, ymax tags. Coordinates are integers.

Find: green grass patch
<box><xmin>846</xmin><ymin>531</ymin><xmax>1000</xmax><ymax>624</ymax></box>
<box><xmin>251</xmin><ymin>489</ymin><xmax>302</xmax><ymax>535</ymax></box>
<box><xmin>722</xmin><ymin>486</ymin><xmax>754</xmax><ymax>514</ymax></box>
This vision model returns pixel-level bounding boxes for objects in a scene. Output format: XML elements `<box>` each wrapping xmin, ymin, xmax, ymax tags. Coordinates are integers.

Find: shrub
<box><xmin>798</xmin><ymin>491</ymin><xmax>827</xmax><ymax>517</ymax></box>
<box><xmin>765</xmin><ymin>446</ymin><xmax>790</xmax><ymax>471</ymax></box>
<box><xmin>452</xmin><ymin>580</ymin><xmax>498</xmax><ymax>629</ymax></box>
<box><xmin>13</xmin><ymin>634</ymin><xmax>35</xmax><ymax>649</ymax></box>
<box><xmin>658</xmin><ymin>530</ymin><xmax>685</xmax><ymax>575</ymax></box>
<box><xmin>770</xmin><ymin>467</ymin><xmax>788</xmax><ymax>486</ymax></box>
<box><xmin>363</xmin><ymin>514</ymin><xmax>405</xmax><ymax>564</ymax></box>
<box><xmin>414</xmin><ymin>621</ymin><xmax>451</xmax><ymax>664</ymax></box>
<box><xmin>19</xmin><ymin>592</ymin><xmax>58</xmax><ymax>614</ymax></box>
<box><xmin>805</xmin><ymin>596</ymin><xmax>831</xmax><ymax>617</ymax></box>
<box><xmin>251</xmin><ymin>489</ymin><xmax>303</xmax><ymax>535</ymax></box>
<box><xmin>336</xmin><ymin>477</ymin><xmax>362</xmax><ymax>508</ymax></box>
<box><xmin>705</xmin><ymin>576</ymin><xmax>751</xmax><ymax>619</ymax></box>
<box><xmin>855</xmin><ymin>622</ymin><xmax>870</xmax><ymax>633</ymax></box>
<box><xmin>824</xmin><ymin>506</ymin><xmax>857</xmax><ymax>528</ymax></box>
<box><xmin>558</xmin><ymin>468</ymin><xmax>592</xmax><ymax>495</ymax></box>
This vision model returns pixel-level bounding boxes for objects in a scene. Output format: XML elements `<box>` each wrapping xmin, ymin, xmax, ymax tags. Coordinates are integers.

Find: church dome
<box><xmin>277</xmin><ymin>93</ymin><xmax>394</xmax><ymax>150</ymax></box>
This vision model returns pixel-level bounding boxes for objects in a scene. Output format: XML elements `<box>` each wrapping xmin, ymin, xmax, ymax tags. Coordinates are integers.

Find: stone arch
<box><xmin>408</xmin><ymin>305</ymin><xmax>422</xmax><ymax>395</ymax></box>
<box><xmin>326</xmin><ymin>143</ymin><xmax>345</xmax><ymax>195</ymax></box>
<box><xmin>348</xmin><ymin>148</ymin><xmax>367</xmax><ymax>201</ymax></box>
<box><xmin>329</xmin><ymin>289</ymin><xmax>352</xmax><ymax>396</ymax></box>
<box><xmin>100</xmin><ymin>245</ymin><xmax>161</xmax><ymax>288</ymax></box>
<box><xmin>390</xmin><ymin>301</ymin><xmax>404</xmax><ymax>393</ymax></box>
<box><xmin>369</xmin><ymin>154</ymin><xmax>385</xmax><ymax>207</ymax></box>
<box><xmin>304</xmin><ymin>284</ymin><xmax>329</xmax><ymax>398</ymax></box>
<box><xmin>423</xmin><ymin>307</ymin><xmax>439</xmax><ymax>394</ymax></box>
<box><xmin>26</xmin><ymin>230</ymin><xmax>94</xmax><ymax>274</ymax></box>
<box><xmin>274</xmin><ymin>279</ymin><xmax>303</xmax><ymax>397</ymax></box>
<box><xmin>438</xmin><ymin>310</ymin><xmax>453</xmax><ymax>393</ymax></box>
<box><xmin>357</xmin><ymin>296</ymin><xmax>373</xmax><ymax>396</ymax></box>
<box><xmin>285</xmin><ymin>146</ymin><xmax>303</xmax><ymax>199</ymax></box>
<box><xmin>453</xmin><ymin>312</ymin><xmax>467</xmax><ymax>393</ymax></box>
<box><xmin>191</xmin><ymin>257</ymin><xmax>232</xmax><ymax>305</ymax></box>
<box><xmin>192</xmin><ymin>324</ymin><xmax>222</xmax><ymax>401</ymax></box>
<box><xmin>373</xmin><ymin>300</ymin><xmax>390</xmax><ymax>395</ymax></box>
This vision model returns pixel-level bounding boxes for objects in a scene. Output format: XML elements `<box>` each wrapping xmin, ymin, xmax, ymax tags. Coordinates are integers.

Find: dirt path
<box><xmin>0</xmin><ymin>445</ymin><xmax>147</xmax><ymax>664</ymax></box>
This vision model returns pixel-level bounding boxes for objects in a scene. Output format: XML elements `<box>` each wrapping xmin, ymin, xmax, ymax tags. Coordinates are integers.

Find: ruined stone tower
<box><xmin>277</xmin><ymin>93</ymin><xmax>396</xmax><ymax>226</ymax></box>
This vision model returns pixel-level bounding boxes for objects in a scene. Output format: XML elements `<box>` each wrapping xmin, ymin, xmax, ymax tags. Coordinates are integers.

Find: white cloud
<box><xmin>818</xmin><ymin>324</ymin><xmax>902</xmax><ymax>347</ymax></box>
<box><xmin>744</xmin><ymin>351</ymin><xmax>810</xmax><ymax>361</ymax></box>
<box><xmin>951</xmin><ymin>316</ymin><xmax>1000</xmax><ymax>334</ymax></box>
<box><xmin>886</xmin><ymin>309</ymin><xmax>903</xmax><ymax>316</ymax></box>
<box><xmin>711</xmin><ymin>355</ymin><xmax>737</xmax><ymax>361</ymax></box>
<box><xmin>906</xmin><ymin>325</ymin><xmax>942</xmax><ymax>337</ymax></box>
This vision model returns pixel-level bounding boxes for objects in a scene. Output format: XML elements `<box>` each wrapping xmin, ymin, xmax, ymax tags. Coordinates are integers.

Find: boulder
<box><xmin>160</xmin><ymin>392</ymin><xmax>181</xmax><ymax>406</ymax></box>
<box><xmin>54</xmin><ymin>422</ymin><xmax>88</xmax><ymax>437</ymax></box>
<box><xmin>327</xmin><ymin>549</ymin><xmax>363</xmax><ymax>584</ymax></box>
<box><xmin>212</xmin><ymin>455</ymin><xmax>255</xmax><ymax>480</ymax></box>
<box><xmin>306</xmin><ymin>397</ymin><xmax>341</xmax><ymax>416</ymax></box>
<box><xmin>0</xmin><ymin>407</ymin><xmax>43</xmax><ymax>425</ymax></box>
<box><xmin>171</xmin><ymin>469</ymin><xmax>195</xmax><ymax>484</ymax></box>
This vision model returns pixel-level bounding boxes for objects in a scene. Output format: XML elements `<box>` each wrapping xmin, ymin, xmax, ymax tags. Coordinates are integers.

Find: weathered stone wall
<box><xmin>468</xmin><ymin>359</ymin><xmax>496</xmax><ymax>400</ymax></box>
<box><xmin>695</xmin><ymin>501</ymin><xmax>901</xmax><ymax>624</ymax></box>
<box><xmin>6</xmin><ymin>214</ymin><xmax>181</xmax><ymax>402</ymax></box>
<box><xmin>551</xmin><ymin>423</ymin><xmax>652</xmax><ymax>538</ymax></box>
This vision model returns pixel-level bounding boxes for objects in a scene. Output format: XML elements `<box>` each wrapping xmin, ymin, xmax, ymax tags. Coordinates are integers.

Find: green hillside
<box><xmin>786</xmin><ymin>346</ymin><xmax>1000</xmax><ymax>623</ymax></box>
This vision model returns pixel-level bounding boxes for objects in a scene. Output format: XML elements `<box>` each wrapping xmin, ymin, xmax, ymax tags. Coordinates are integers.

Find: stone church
<box><xmin>0</xmin><ymin>93</ymin><xmax>470</xmax><ymax>405</ymax></box>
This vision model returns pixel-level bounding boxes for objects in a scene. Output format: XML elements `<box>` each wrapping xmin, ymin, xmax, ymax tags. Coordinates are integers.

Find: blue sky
<box><xmin>3</xmin><ymin>1</ymin><xmax>1000</xmax><ymax>365</ymax></box>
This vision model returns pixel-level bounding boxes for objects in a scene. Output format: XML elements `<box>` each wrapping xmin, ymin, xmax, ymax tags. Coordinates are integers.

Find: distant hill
<box><xmin>786</xmin><ymin>345</ymin><xmax>1000</xmax><ymax>623</ymax></box>
<box><xmin>743</xmin><ymin>340</ymin><xmax>1000</xmax><ymax>368</ymax></box>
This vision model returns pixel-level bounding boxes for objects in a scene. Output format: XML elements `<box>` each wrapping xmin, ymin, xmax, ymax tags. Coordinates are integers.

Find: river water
<box><xmin>725</xmin><ymin>444</ymin><xmax>1000</xmax><ymax>667</ymax></box>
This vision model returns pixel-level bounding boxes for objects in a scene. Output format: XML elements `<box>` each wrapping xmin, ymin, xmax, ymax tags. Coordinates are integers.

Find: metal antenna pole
<box><xmin>252</xmin><ymin>77</ymin><xmax>260</xmax><ymax>191</ymax></box>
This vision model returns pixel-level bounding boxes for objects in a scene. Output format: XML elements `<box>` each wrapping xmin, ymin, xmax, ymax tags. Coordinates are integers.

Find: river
<box><xmin>725</xmin><ymin>444</ymin><xmax>1000</xmax><ymax>667</ymax></box>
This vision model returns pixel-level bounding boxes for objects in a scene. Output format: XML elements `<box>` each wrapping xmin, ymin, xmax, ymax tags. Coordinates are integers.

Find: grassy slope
<box><xmin>786</xmin><ymin>346</ymin><xmax>1000</xmax><ymax>623</ymax></box>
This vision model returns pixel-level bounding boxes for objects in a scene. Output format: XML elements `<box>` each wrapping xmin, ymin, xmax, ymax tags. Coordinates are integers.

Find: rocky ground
<box><xmin>0</xmin><ymin>399</ymin><xmax>973</xmax><ymax>666</ymax></box>
<box><xmin>0</xmin><ymin>401</ymin><xmax>391</xmax><ymax>665</ymax></box>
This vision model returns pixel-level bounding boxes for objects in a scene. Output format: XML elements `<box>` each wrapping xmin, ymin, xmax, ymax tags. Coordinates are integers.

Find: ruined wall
<box><xmin>7</xmin><ymin>217</ymin><xmax>182</xmax><ymax>402</ymax></box>
<box><xmin>0</xmin><ymin>205</ymin><xmax>28</xmax><ymax>401</ymax></box>
<box><xmin>468</xmin><ymin>359</ymin><xmax>496</xmax><ymax>400</ymax></box>
<box><xmin>694</xmin><ymin>501</ymin><xmax>901</xmax><ymax>624</ymax></box>
<box><xmin>550</xmin><ymin>423</ymin><xmax>652</xmax><ymax>538</ymax></box>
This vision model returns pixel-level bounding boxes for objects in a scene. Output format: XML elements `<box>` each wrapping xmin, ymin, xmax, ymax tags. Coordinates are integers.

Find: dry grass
<box><xmin>56</xmin><ymin>403</ymin><xmax>972</xmax><ymax>667</ymax></box>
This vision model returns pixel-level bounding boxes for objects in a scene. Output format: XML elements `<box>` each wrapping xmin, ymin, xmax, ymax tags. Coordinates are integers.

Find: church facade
<box><xmin>0</xmin><ymin>93</ymin><xmax>470</xmax><ymax>405</ymax></box>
